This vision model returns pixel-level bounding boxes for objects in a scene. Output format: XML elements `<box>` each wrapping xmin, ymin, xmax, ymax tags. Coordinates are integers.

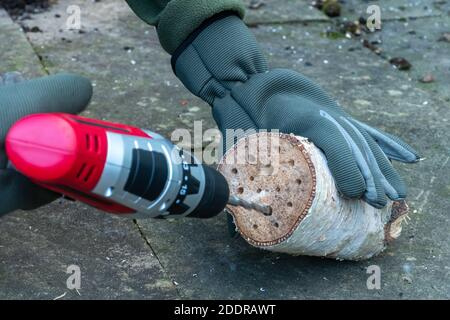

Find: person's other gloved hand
<box><xmin>173</xmin><ymin>14</ymin><xmax>420</xmax><ymax>208</ymax></box>
<box><xmin>126</xmin><ymin>1</ymin><xmax>420</xmax><ymax>208</ymax></box>
<box><xmin>0</xmin><ymin>72</ymin><xmax>93</xmax><ymax>217</ymax></box>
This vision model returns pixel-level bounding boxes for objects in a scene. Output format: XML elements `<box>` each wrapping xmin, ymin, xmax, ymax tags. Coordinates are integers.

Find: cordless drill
<box><xmin>5</xmin><ymin>113</ymin><xmax>232</xmax><ymax>219</ymax></box>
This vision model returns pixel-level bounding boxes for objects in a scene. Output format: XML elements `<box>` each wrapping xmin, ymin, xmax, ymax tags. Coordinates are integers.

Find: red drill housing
<box><xmin>5</xmin><ymin>113</ymin><xmax>150</xmax><ymax>214</ymax></box>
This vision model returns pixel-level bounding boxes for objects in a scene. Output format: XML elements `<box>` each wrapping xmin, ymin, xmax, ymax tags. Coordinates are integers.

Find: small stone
<box><xmin>419</xmin><ymin>74</ymin><xmax>435</xmax><ymax>83</ymax></box>
<box><xmin>389</xmin><ymin>57</ymin><xmax>412</xmax><ymax>71</ymax></box>
<box><xmin>371</xmin><ymin>39</ymin><xmax>382</xmax><ymax>45</ymax></box>
<box><xmin>363</xmin><ymin>39</ymin><xmax>382</xmax><ymax>54</ymax></box>
<box><xmin>23</xmin><ymin>26</ymin><xmax>43</xmax><ymax>33</ymax></box>
<box><xmin>340</xmin><ymin>21</ymin><xmax>362</xmax><ymax>38</ymax></box>
<box><xmin>322</xmin><ymin>0</ymin><xmax>341</xmax><ymax>17</ymax></box>
<box><xmin>401</xmin><ymin>275</ymin><xmax>413</xmax><ymax>284</ymax></box>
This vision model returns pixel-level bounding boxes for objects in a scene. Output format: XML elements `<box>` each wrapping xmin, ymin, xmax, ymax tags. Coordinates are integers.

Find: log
<box><xmin>218</xmin><ymin>132</ymin><xmax>409</xmax><ymax>260</ymax></box>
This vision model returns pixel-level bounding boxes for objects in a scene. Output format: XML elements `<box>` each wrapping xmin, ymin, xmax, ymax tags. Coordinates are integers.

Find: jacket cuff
<box><xmin>157</xmin><ymin>0</ymin><xmax>245</xmax><ymax>54</ymax></box>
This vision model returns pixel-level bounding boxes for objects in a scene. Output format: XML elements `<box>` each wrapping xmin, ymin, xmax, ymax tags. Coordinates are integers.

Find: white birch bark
<box><xmin>218</xmin><ymin>133</ymin><xmax>408</xmax><ymax>261</ymax></box>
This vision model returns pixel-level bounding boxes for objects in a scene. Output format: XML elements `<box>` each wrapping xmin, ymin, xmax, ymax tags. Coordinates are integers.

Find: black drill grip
<box><xmin>187</xmin><ymin>166</ymin><xmax>230</xmax><ymax>219</ymax></box>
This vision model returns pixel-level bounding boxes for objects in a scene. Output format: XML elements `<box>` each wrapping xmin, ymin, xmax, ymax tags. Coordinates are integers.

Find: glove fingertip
<box><xmin>389</xmin><ymin>179</ymin><xmax>407</xmax><ymax>200</ymax></box>
<box><xmin>394</xmin><ymin>146</ymin><xmax>421</xmax><ymax>163</ymax></box>
<box><xmin>51</xmin><ymin>73</ymin><xmax>93</xmax><ymax>114</ymax></box>
<box><xmin>332</xmin><ymin>169</ymin><xmax>366</xmax><ymax>199</ymax></box>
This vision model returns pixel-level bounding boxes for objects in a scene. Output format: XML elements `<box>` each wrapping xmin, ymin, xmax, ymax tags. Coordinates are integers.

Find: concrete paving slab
<box><xmin>0</xmin><ymin>202</ymin><xmax>179</xmax><ymax>299</ymax></box>
<box><xmin>360</xmin><ymin>15</ymin><xmax>450</xmax><ymax>102</ymax></box>
<box><xmin>20</xmin><ymin>0</ymin><xmax>216</xmax><ymax>140</ymax></box>
<box><xmin>137</xmin><ymin>21</ymin><xmax>450</xmax><ymax>299</ymax></box>
<box><xmin>0</xmin><ymin>9</ymin><xmax>44</xmax><ymax>77</ymax></box>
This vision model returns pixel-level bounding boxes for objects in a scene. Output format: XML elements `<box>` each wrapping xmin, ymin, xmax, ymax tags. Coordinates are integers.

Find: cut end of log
<box><xmin>218</xmin><ymin>132</ymin><xmax>316</xmax><ymax>247</ymax></box>
<box><xmin>218</xmin><ymin>132</ymin><xmax>409</xmax><ymax>260</ymax></box>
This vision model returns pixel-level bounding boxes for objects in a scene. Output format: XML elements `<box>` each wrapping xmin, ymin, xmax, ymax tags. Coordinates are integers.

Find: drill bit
<box><xmin>228</xmin><ymin>195</ymin><xmax>272</xmax><ymax>216</ymax></box>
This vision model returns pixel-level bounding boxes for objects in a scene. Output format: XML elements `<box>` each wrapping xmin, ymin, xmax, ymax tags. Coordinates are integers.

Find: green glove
<box><xmin>0</xmin><ymin>73</ymin><xmax>93</xmax><ymax>216</ymax></box>
<box><xmin>171</xmin><ymin>14</ymin><xmax>420</xmax><ymax>208</ymax></box>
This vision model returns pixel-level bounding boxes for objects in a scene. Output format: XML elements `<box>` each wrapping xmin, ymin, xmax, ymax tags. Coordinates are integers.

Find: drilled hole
<box><xmin>253</xmin><ymin>224</ymin><xmax>258</xmax><ymax>229</ymax></box>
<box><xmin>237</xmin><ymin>187</ymin><xmax>244</xmax><ymax>194</ymax></box>
<box><xmin>274</xmin><ymin>222</ymin><xmax>279</xmax><ymax>228</ymax></box>
<box><xmin>231</xmin><ymin>168</ymin><xmax>238</xmax><ymax>174</ymax></box>
<box><xmin>264</xmin><ymin>206</ymin><xmax>273</xmax><ymax>216</ymax></box>
<box><xmin>296</xmin><ymin>179</ymin><xmax>302</xmax><ymax>185</ymax></box>
<box><xmin>287</xmin><ymin>202</ymin><xmax>293</xmax><ymax>207</ymax></box>
<box><xmin>257</xmin><ymin>188</ymin><xmax>262</xmax><ymax>193</ymax></box>
<box><xmin>249</xmin><ymin>176</ymin><xmax>254</xmax><ymax>181</ymax></box>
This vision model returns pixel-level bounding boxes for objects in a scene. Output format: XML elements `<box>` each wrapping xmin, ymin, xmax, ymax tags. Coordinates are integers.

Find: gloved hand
<box><xmin>125</xmin><ymin>2</ymin><xmax>420</xmax><ymax>208</ymax></box>
<box><xmin>172</xmin><ymin>14</ymin><xmax>420</xmax><ymax>208</ymax></box>
<box><xmin>0</xmin><ymin>72</ymin><xmax>93</xmax><ymax>217</ymax></box>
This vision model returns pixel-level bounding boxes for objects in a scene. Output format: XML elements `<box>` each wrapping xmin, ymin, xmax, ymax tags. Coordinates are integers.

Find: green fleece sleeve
<box><xmin>125</xmin><ymin>0</ymin><xmax>246</xmax><ymax>54</ymax></box>
<box><xmin>125</xmin><ymin>0</ymin><xmax>170</xmax><ymax>25</ymax></box>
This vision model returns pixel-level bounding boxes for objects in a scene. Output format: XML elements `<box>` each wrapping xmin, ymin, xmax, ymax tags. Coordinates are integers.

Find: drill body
<box><xmin>6</xmin><ymin>113</ymin><xmax>229</xmax><ymax>219</ymax></box>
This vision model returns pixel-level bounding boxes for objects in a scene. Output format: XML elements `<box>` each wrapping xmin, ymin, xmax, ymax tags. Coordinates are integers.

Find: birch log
<box><xmin>218</xmin><ymin>132</ymin><xmax>409</xmax><ymax>261</ymax></box>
